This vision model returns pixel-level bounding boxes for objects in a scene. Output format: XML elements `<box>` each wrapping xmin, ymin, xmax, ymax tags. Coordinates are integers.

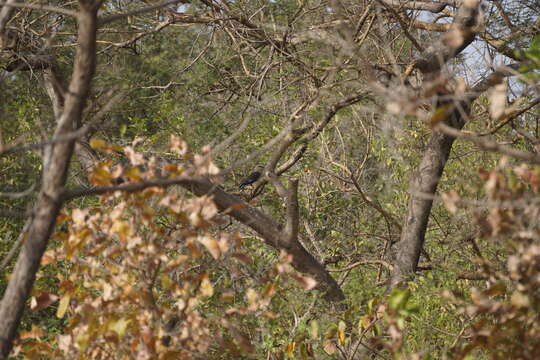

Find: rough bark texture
<box><xmin>0</xmin><ymin>0</ymin><xmax>17</xmax><ymax>48</ymax></box>
<box><xmin>388</xmin><ymin>0</ymin><xmax>482</xmax><ymax>287</ymax></box>
<box><xmin>388</xmin><ymin>62</ymin><xmax>519</xmax><ymax>288</ymax></box>
<box><xmin>0</xmin><ymin>2</ymin><xmax>99</xmax><ymax>357</ymax></box>
<box><xmin>389</xmin><ymin>110</ymin><xmax>466</xmax><ymax>287</ymax></box>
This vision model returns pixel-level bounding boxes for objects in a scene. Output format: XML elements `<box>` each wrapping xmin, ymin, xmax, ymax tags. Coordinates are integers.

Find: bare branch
<box><xmin>379</xmin><ymin>0</ymin><xmax>458</xmax><ymax>13</ymax></box>
<box><xmin>0</xmin><ymin>0</ymin><xmax>16</xmax><ymax>48</ymax></box>
<box><xmin>411</xmin><ymin>0</ymin><xmax>483</xmax><ymax>74</ymax></box>
<box><xmin>328</xmin><ymin>259</ymin><xmax>393</xmax><ymax>272</ymax></box>
<box><xmin>276</xmin><ymin>94</ymin><xmax>367</xmax><ymax>175</ymax></box>
<box><xmin>389</xmin><ymin>62</ymin><xmax>524</xmax><ymax>289</ymax></box>
<box><xmin>0</xmin><ymin>1</ymin><xmax>77</xmax><ymax>18</ymax></box>
<box><xmin>98</xmin><ymin>0</ymin><xmax>189</xmax><ymax>26</ymax></box>
<box><xmin>0</xmin><ymin>89</ymin><xmax>125</xmax><ymax>158</ymax></box>
<box><xmin>63</xmin><ymin>174</ymin><xmax>345</xmax><ymax>302</ymax></box>
<box><xmin>0</xmin><ymin>219</ymin><xmax>30</xmax><ymax>270</ymax></box>
<box><xmin>266</xmin><ymin>172</ymin><xmax>288</xmax><ymax>199</ymax></box>
<box><xmin>0</xmin><ymin>184</ymin><xmax>37</xmax><ymax>199</ymax></box>
<box><xmin>437</xmin><ymin>123</ymin><xmax>540</xmax><ymax>165</ymax></box>
<box><xmin>0</xmin><ymin>209</ymin><xmax>26</xmax><ymax>218</ymax></box>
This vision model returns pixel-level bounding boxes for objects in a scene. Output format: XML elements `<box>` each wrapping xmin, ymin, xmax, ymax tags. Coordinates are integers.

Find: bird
<box><xmin>239</xmin><ymin>165</ymin><xmax>265</xmax><ymax>189</ymax></box>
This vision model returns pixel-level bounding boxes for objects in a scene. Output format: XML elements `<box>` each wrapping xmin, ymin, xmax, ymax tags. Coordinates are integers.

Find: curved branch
<box><xmin>411</xmin><ymin>0</ymin><xmax>483</xmax><ymax>74</ymax></box>
<box><xmin>63</xmin><ymin>175</ymin><xmax>345</xmax><ymax>302</ymax></box>
<box><xmin>379</xmin><ymin>0</ymin><xmax>458</xmax><ymax>13</ymax></box>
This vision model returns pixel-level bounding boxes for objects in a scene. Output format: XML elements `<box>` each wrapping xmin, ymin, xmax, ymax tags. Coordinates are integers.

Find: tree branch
<box><xmin>0</xmin><ymin>1</ymin><xmax>77</xmax><ymax>18</ymax></box>
<box><xmin>98</xmin><ymin>0</ymin><xmax>189</xmax><ymax>26</ymax></box>
<box><xmin>437</xmin><ymin>123</ymin><xmax>540</xmax><ymax>164</ymax></box>
<box><xmin>411</xmin><ymin>0</ymin><xmax>483</xmax><ymax>74</ymax></box>
<box><xmin>379</xmin><ymin>0</ymin><xmax>458</xmax><ymax>13</ymax></box>
<box><xmin>63</xmin><ymin>175</ymin><xmax>345</xmax><ymax>302</ymax></box>
<box><xmin>0</xmin><ymin>2</ymin><xmax>100</xmax><ymax>356</ymax></box>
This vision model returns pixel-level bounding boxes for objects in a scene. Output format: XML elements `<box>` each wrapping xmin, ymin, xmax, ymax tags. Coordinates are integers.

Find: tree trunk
<box><xmin>389</xmin><ymin>111</ymin><xmax>465</xmax><ymax>287</ymax></box>
<box><xmin>0</xmin><ymin>2</ymin><xmax>99</xmax><ymax>357</ymax></box>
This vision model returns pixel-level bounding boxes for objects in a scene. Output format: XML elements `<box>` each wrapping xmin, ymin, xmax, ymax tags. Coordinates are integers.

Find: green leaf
<box><xmin>308</xmin><ymin>320</ymin><xmax>319</xmax><ymax>339</ymax></box>
<box><xmin>388</xmin><ymin>289</ymin><xmax>411</xmax><ymax>311</ymax></box>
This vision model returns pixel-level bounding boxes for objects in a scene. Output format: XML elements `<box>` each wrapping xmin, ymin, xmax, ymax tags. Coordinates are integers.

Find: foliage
<box><xmin>17</xmin><ymin>138</ymin><xmax>318</xmax><ymax>359</ymax></box>
<box><xmin>1</xmin><ymin>0</ymin><xmax>539</xmax><ymax>359</ymax></box>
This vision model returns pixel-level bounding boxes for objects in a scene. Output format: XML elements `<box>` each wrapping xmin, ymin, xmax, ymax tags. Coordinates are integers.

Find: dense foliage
<box><xmin>1</xmin><ymin>0</ymin><xmax>539</xmax><ymax>359</ymax></box>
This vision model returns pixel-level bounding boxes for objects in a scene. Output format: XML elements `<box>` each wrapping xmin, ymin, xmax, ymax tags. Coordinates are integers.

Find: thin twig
<box><xmin>0</xmin><ymin>219</ymin><xmax>31</xmax><ymax>270</ymax></box>
<box><xmin>0</xmin><ymin>1</ymin><xmax>77</xmax><ymax>17</ymax></box>
<box><xmin>437</xmin><ymin>122</ymin><xmax>540</xmax><ymax>165</ymax></box>
<box><xmin>98</xmin><ymin>0</ymin><xmax>188</xmax><ymax>26</ymax></box>
<box><xmin>329</xmin><ymin>260</ymin><xmax>393</xmax><ymax>272</ymax></box>
<box><xmin>0</xmin><ymin>184</ymin><xmax>37</xmax><ymax>199</ymax></box>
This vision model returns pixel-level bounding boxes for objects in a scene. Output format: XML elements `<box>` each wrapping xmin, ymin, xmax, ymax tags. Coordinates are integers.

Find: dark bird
<box><xmin>239</xmin><ymin>165</ymin><xmax>265</xmax><ymax>189</ymax></box>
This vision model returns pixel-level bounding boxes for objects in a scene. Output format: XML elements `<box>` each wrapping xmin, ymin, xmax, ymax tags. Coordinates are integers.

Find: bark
<box><xmin>389</xmin><ymin>109</ymin><xmax>466</xmax><ymax>287</ymax></box>
<box><xmin>388</xmin><ymin>0</ymin><xmax>483</xmax><ymax>287</ymax></box>
<box><xmin>411</xmin><ymin>0</ymin><xmax>483</xmax><ymax>74</ymax></box>
<box><xmin>0</xmin><ymin>0</ymin><xmax>17</xmax><ymax>48</ymax></box>
<box><xmin>0</xmin><ymin>2</ymin><xmax>100</xmax><ymax>357</ymax></box>
<box><xmin>389</xmin><ymin>63</ymin><xmax>520</xmax><ymax>287</ymax></box>
<box><xmin>42</xmin><ymin>60</ymin><xmax>98</xmax><ymax>174</ymax></box>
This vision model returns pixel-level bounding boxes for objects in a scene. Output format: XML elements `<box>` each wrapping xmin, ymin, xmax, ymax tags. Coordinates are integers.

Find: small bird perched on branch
<box><xmin>239</xmin><ymin>165</ymin><xmax>265</xmax><ymax>189</ymax></box>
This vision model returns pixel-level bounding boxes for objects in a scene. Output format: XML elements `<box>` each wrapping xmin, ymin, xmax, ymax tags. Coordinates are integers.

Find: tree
<box><xmin>1</xmin><ymin>0</ymin><xmax>539</xmax><ymax>358</ymax></box>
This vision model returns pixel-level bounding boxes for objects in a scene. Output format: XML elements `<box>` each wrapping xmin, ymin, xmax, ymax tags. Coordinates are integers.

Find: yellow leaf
<box><xmin>197</xmin><ymin>235</ymin><xmax>221</xmax><ymax>259</ymax></box>
<box><xmin>285</xmin><ymin>341</ymin><xmax>295</xmax><ymax>358</ymax></box>
<box><xmin>57</xmin><ymin>294</ymin><xmax>70</xmax><ymax>318</ymax></box>
<box><xmin>123</xmin><ymin>167</ymin><xmax>141</xmax><ymax>181</ymax></box>
<box><xmin>246</xmin><ymin>288</ymin><xmax>258</xmax><ymax>311</ymax></box>
<box><xmin>200</xmin><ymin>276</ymin><xmax>214</xmax><ymax>297</ymax></box>
<box><xmin>111</xmin><ymin>220</ymin><xmax>130</xmax><ymax>243</ymax></box>
<box><xmin>89</xmin><ymin>138</ymin><xmax>123</xmax><ymax>153</ymax></box>
<box><xmin>338</xmin><ymin>320</ymin><xmax>346</xmax><ymax>345</ymax></box>
<box><xmin>429</xmin><ymin>104</ymin><xmax>451</xmax><ymax>127</ymax></box>
<box><xmin>309</xmin><ymin>320</ymin><xmax>319</xmax><ymax>339</ymax></box>
<box><xmin>76</xmin><ymin>333</ymin><xmax>90</xmax><ymax>352</ymax></box>
<box><xmin>511</xmin><ymin>291</ymin><xmax>530</xmax><ymax>308</ymax></box>
<box><xmin>19</xmin><ymin>325</ymin><xmax>45</xmax><ymax>340</ymax></box>
<box><xmin>359</xmin><ymin>315</ymin><xmax>371</xmax><ymax>332</ymax></box>
<box><xmin>89</xmin><ymin>137</ymin><xmax>108</xmax><ymax>150</ymax></box>
<box><xmin>109</xmin><ymin>318</ymin><xmax>131</xmax><ymax>337</ymax></box>
<box><xmin>40</xmin><ymin>250</ymin><xmax>57</xmax><ymax>266</ymax></box>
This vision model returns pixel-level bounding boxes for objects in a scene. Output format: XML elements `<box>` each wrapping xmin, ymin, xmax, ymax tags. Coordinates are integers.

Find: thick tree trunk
<box><xmin>0</xmin><ymin>3</ymin><xmax>99</xmax><ymax>357</ymax></box>
<box><xmin>389</xmin><ymin>111</ymin><xmax>465</xmax><ymax>287</ymax></box>
<box><xmin>387</xmin><ymin>0</ymin><xmax>483</xmax><ymax>289</ymax></box>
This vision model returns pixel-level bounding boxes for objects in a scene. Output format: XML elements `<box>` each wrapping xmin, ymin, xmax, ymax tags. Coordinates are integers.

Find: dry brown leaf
<box><xmin>30</xmin><ymin>291</ymin><xmax>59</xmax><ymax>311</ymax></box>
